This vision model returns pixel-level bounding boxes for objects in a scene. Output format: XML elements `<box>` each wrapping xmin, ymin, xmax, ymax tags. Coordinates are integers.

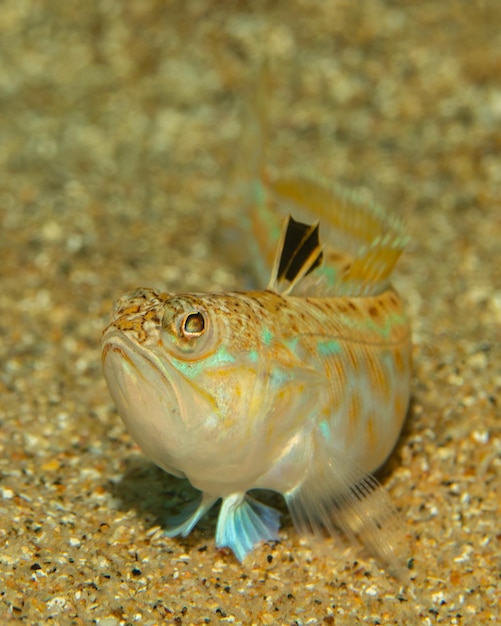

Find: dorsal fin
<box><xmin>269</xmin><ymin>176</ymin><xmax>408</xmax><ymax>297</ymax></box>
<box><xmin>268</xmin><ymin>216</ymin><xmax>323</xmax><ymax>295</ymax></box>
<box><xmin>233</xmin><ymin>62</ymin><xmax>408</xmax><ymax>296</ymax></box>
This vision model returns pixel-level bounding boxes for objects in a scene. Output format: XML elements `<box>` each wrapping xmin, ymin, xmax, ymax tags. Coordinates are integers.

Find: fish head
<box><xmin>102</xmin><ymin>288</ymin><xmax>277</xmax><ymax>489</ymax></box>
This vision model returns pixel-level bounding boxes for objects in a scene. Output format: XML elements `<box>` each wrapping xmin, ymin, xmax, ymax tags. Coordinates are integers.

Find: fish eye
<box><xmin>181</xmin><ymin>311</ymin><xmax>205</xmax><ymax>337</ymax></box>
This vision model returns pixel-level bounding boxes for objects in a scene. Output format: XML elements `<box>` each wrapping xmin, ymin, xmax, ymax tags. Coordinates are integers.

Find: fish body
<box><xmin>102</xmin><ymin>77</ymin><xmax>411</xmax><ymax>568</ymax></box>
<box><xmin>104</xmin><ymin>286</ymin><xmax>409</xmax><ymax>491</ymax></box>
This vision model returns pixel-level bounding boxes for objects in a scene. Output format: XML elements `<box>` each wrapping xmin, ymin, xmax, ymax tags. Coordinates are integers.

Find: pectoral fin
<box><xmin>164</xmin><ymin>492</ymin><xmax>218</xmax><ymax>538</ymax></box>
<box><xmin>215</xmin><ymin>493</ymin><xmax>281</xmax><ymax>562</ymax></box>
<box><xmin>285</xmin><ymin>445</ymin><xmax>409</xmax><ymax>581</ymax></box>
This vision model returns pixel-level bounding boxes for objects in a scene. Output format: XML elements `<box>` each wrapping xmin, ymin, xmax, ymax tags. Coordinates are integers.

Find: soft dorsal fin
<box><xmin>268</xmin><ymin>216</ymin><xmax>323</xmax><ymax>295</ymax></box>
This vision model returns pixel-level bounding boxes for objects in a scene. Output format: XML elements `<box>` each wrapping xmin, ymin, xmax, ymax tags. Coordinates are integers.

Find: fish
<box><xmin>101</xmin><ymin>84</ymin><xmax>412</xmax><ymax>573</ymax></box>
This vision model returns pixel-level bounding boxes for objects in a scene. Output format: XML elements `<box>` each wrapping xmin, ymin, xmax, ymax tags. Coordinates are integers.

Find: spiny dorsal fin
<box><xmin>234</xmin><ymin>62</ymin><xmax>407</xmax><ymax>296</ymax></box>
<box><xmin>268</xmin><ymin>216</ymin><xmax>323</xmax><ymax>295</ymax></box>
<box><xmin>269</xmin><ymin>176</ymin><xmax>408</xmax><ymax>297</ymax></box>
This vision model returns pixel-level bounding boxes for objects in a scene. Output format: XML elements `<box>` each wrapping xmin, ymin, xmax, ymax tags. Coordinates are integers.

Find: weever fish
<box><xmin>102</xmin><ymin>91</ymin><xmax>412</xmax><ymax>573</ymax></box>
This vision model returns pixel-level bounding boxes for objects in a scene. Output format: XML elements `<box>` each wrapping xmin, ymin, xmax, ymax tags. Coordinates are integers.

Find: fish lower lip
<box><xmin>102</xmin><ymin>333</ymin><xmax>185</xmax><ymax>468</ymax></box>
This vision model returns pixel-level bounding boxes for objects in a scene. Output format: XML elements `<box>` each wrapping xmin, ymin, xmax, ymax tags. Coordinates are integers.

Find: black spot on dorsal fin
<box><xmin>278</xmin><ymin>216</ymin><xmax>323</xmax><ymax>282</ymax></box>
<box><xmin>268</xmin><ymin>216</ymin><xmax>323</xmax><ymax>295</ymax></box>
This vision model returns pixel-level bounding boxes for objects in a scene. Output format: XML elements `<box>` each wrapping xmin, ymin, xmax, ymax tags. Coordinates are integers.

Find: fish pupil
<box><xmin>182</xmin><ymin>312</ymin><xmax>205</xmax><ymax>336</ymax></box>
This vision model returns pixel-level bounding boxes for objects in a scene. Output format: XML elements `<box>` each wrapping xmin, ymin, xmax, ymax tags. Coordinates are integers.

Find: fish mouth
<box><xmin>102</xmin><ymin>331</ymin><xmax>211</xmax><ymax>476</ymax></box>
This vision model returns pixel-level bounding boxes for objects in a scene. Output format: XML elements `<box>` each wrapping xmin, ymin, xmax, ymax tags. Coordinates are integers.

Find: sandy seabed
<box><xmin>1</xmin><ymin>1</ymin><xmax>499</xmax><ymax>624</ymax></box>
